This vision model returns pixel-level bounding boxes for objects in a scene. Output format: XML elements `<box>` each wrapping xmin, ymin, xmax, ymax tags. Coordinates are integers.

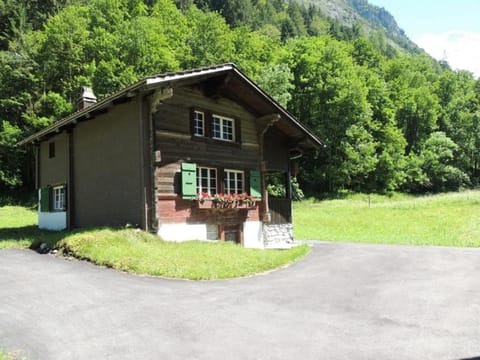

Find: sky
<box><xmin>367</xmin><ymin>0</ymin><xmax>480</xmax><ymax>78</ymax></box>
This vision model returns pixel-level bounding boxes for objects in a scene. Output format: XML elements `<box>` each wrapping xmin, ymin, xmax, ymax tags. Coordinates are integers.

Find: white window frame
<box><xmin>193</xmin><ymin>110</ymin><xmax>205</xmax><ymax>137</ymax></box>
<box><xmin>224</xmin><ymin>170</ymin><xmax>244</xmax><ymax>194</ymax></box>
<box><xmin>212</xmin><ymin>115</ymin><xmax>235</xmax><ymax>142</ymax></box>
<box><xmin>197</xmin><ymin>167</ymin><xmax>217</xmax><ymax>195</ymax></box>
<box><xmin>53</xmin><ymin>185</ymin><xmax>66</xmax><ymax>211</ymax></box>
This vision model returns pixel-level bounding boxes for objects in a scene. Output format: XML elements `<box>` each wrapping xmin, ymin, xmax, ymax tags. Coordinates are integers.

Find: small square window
<box><xmin>49</xmin><ymin>142</ymin><xmax>55</xmax><ymax>158</ymax></box>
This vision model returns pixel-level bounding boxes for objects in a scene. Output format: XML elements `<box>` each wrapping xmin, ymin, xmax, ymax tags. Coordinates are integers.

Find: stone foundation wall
<box><xmin>263</xmin><ymin>223</ymin><xmax>294</xmax><ymax>248</ymax></box>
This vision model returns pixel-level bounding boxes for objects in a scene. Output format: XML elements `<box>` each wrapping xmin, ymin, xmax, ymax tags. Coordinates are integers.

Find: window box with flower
<box><xmin>196</xmin><ymin>192</ymin><xmax>258</xmax><ymax>209</ymax></box>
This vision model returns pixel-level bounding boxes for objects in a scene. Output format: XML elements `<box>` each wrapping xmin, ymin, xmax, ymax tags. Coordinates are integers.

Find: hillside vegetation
<box><xmin>1</xmin><ymin>0</ymin><xmax>479</xmax><ymax>197</ymax></box>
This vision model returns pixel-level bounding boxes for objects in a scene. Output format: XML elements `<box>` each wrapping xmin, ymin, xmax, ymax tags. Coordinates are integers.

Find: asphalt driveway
<box><xmin>1</xmin><ymin>242</ymin><xmax>480</xmax><ymax>360</ymax></box>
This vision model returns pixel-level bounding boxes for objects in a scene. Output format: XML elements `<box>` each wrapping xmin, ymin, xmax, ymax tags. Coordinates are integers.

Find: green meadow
<box><xmin>294</xmin><ymin>191</ymin><xmax>480</xmax><ymax>247</ymax></box>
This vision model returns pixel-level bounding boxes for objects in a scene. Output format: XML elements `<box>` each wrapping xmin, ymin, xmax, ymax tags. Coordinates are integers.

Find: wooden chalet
<box><xmin>18</xmin><ymin>63</ymin><xmax>322</xmax><ymax>248</ymax></box>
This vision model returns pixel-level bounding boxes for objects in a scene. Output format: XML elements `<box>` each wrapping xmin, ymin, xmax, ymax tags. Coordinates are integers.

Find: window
<box><xmin>212</xmin><ymin>115</ymin><xmax>235</xmax><ymax>142</ymax></box>
<box><xmin>191</xmin><ymin>110</ymin><xmax>239</xmax><ymax>143</ymax></box>
<box><xmin>224</xmin><ymin>170</ymin><xmax>244</xmax><ymax>194</ymax></box>
<box><xmin>53</xmin><ymin>185</ymin><xmax>66</xmax><ymax>211</ymax></box>
<box><xmin>197</xmin><ymin>167</ymin><xmax>217</xmax><ymax>195</ymax></box>
<box><xmin>181</xmin><ymin>163</ymin><xmax>261</xmax><ymax>200</ymax></box>
<box><xmin>49</xmin><ymin>142</ymin><xmax>55</xmax><ymax>158</ymax></box>
<box><xmin>193</xmin><ymin>111</ymin><xmax>204</xmax><ymax>137</ymax></box>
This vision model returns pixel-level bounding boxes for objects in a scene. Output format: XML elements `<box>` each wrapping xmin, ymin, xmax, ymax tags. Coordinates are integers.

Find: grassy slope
<box><xmin>0</xmin><ymin>206</ymin><xmax>309</xmax><ymax>279</ymax></box>
<box><xmin>293</xmin><ymin>191</ymin><xmax>480</xmax><ymax>247</ymax></box>
<box><xmin>58</xmin><ymin>229</ymin><xmax>309</xmax><ymax>279</ymax></box>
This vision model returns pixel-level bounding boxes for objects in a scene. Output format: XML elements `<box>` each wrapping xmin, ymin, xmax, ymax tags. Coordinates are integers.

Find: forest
<box><xmin>1</xmin><ymin>0</ymin><xmax>479</xmax><ymax>197</ymax></box>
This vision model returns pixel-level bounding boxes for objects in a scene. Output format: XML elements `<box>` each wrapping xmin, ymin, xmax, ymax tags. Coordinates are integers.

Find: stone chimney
<box><xmin>76</xmin><ymin>86</ymin><xmax>97</xmax><ymax>110</ymax></box>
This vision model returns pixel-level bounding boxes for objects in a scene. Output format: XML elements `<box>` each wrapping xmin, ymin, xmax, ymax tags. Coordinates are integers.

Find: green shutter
<box><xmin>40</xmin><ymin>187</ymin><xmax>51</xmax><ymax>212</ymax></box>
<box><xmin>249</xmin><ymin>170</ymin><xmax>262</xmax><ymax>198</ymax></box>
<box><xmin>181</xmin><ymin>162</ymin><xmax>197</xmax><ymax>199</ymax></box>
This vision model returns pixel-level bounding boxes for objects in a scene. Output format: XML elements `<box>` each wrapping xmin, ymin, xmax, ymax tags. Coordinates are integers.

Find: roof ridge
<box><xmin>145</xmin><ymin>63</ymin><xmax>237</xmax><ymax>81</ymax></box>
<box><xmin>18</xmin><ymin>63</ymin><xmax>322</xmax><ymax>149</ymax></box>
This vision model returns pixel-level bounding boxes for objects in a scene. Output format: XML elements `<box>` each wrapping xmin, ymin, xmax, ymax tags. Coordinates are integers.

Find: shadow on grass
<box><xmin>0</xmin><ymin>189</ymin><xmax>37</xmax><ymax>207</ymax></box>
<box><xmin>0</xmin><ymin>225</ymin><xmax>67</xmax><ymax>250</ymax></box>
<box><xmin>0</xmin><ymin>225</ymin><xmax>126</xmax><ymax>251</ymax></box>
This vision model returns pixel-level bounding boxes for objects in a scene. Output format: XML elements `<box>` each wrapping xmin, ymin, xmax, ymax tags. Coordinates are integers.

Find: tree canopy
<box><xmin>1</xmin><ymin>0</ymin><xmax>479</xmax><ymax>195</ymax></box>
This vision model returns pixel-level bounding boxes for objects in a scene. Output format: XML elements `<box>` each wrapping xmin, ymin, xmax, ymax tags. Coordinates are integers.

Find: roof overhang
<box><xmin>18</xmin><ymin>63</ymin><xmax>323</xmax><ymax>150</ymax></box>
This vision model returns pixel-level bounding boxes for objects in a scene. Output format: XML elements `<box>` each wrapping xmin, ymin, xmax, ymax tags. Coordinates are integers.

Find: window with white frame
<box><xmin>53</xmin><ymin>185</ymin><xmax>66</xmax><ymax>211</ymax></box>
<box><xmin>193</xmin><ymin>110</ymin><xmax>205</xmax><ymax>137</ymax></box>
<box><xmin>224</xmin><ymin>170</ymin><xmax>244</xmax><ymax>194</ymax></box>
<box><xmin>212</xmin><ymin>115</ymin><xmax>235</xmax><ymax>142</ymax></box>
<box><xmin>197</xmin><ymin>167</ymin><xmax>217</xmax><ymax>195</ymax></box>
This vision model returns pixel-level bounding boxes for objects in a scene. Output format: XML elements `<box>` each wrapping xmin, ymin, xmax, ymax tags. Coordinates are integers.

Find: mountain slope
<box><xmin>311</xmin><ymin>0</ymin><xmax>419</xmax><ymax>53</ymax></box>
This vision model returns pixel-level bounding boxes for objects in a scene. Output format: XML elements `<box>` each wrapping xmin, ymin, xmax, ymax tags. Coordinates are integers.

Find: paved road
<box><xmin>1</xmin><ymin>243</ymin><xmax>480</xmax><ymax>360</ymax></box>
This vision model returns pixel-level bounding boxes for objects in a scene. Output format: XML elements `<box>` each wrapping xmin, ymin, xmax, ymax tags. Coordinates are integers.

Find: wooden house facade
<box><xmin>19</xmin><ymin>64</ymin><xmax>322</xmax><ymax>248</ymax></box>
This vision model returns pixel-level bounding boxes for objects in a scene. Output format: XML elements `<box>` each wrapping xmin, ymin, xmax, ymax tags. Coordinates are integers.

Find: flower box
<box><xmin>195</xmin><ymin>192</ymin><xmax>258</xmax><ymax>210</ymax></box>
<box><xmin>196</xmin><ymin>200</ymin><xmax>257</xmax><ymax>209</ymax></box>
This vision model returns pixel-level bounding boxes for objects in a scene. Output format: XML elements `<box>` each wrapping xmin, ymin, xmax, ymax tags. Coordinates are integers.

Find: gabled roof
<box><xmin>18</xmin><ymin>63</ymin><xmax>323</xmax><ymax>149</ymax></box>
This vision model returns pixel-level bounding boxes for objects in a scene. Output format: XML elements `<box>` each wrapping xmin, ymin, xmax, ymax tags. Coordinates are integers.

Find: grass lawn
<box><xmin>0</xmin><ymin>206</ymin><xmax>66</xmax><ymax>249</ymax></box>
<box><xmin>293</xmin><ymin>190</ymin><xmax>480</xmax><ymax>247</ymax></box>
<box><xmin>58</xmin><ymin>229</ymin><xmax>309</xmax><ymax>279</ymax></box>
<box><xmin>0</xmin><ymin>206</ymin><xmax>309</xmax><ymax>280</ymax></box>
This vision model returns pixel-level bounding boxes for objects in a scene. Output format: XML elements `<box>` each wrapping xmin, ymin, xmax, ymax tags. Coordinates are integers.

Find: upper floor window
<box><xmin>49</xmin><ymin>142</ymin><xmax>55</xmax><ymax>158</ymax></box>
<box><xmin>197</xmin><ymin>167</ymin><xmax>217</xmax><ymax>195</ymax></box>
<box><xmin>224</xmin><ymin>170</ymin><xmax>244</xmax><ymax>194</ymax></box>
<box><xmin>191</xmin><ymin>109</ymin><xmax>239</xmax><ymax>143</ymax></box>
<box><xmin>193</xmin><ymin>111</ymin><xmax>204</xmax><ymax>137</ymax></box>
<box><xmin>212</xmin><ymin>115</ymin><xmax>235</xmax><ymax>142</ymax></box>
